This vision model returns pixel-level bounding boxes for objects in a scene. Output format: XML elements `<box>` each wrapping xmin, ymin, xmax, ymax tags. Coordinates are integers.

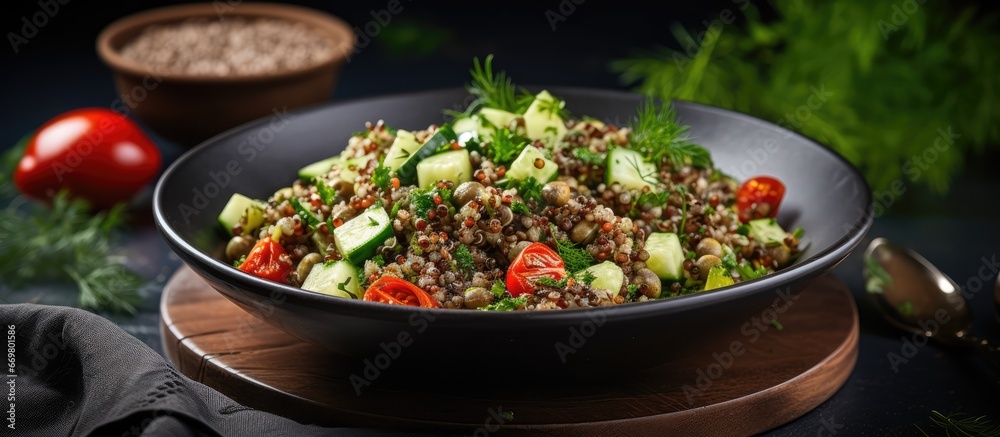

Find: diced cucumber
<box><xmin>218</xmin><ymin>193</ymin><xmax>265</xmax><ymax>235</ymax></box>
<box><xmin>416</xmin><ymin>149</ymin><xmax>472</xmax><ymax>189</ymax></box>
<box><xmin>645</xmin><ymin>232</ymin><xmax>685</xmax><ymax>280</ymax></box>
<box><xmin>338</xmin><ymin>153</ymin><xmax>377</xmax><ymax>184</ymax></box>
<box><xmin>298</xmin><ymin>156</ymin><xmax>341</xmax><ymax>181</ymax></box>
<box><xmin>479</xmin><ymin>108</ymin><xmax>518</xmax><ymax>131</ymax></box>
<box><xmin>395</xmin><ymin>126</ymin><xmax>457</xmax><ymax>185</ymax></box>
<box><xmin>576</xmin><ymin>261</ymin><xmax>624</xmax><ymax>295</ymax></box>
<box><xmin>523</xmin><ymin>90</ymin><xmax>567</xmax><ymax>146</ymax></box>
<box><xmin>333</xmin><ymin>206</ymin><xmax>394</xmax><ymax>266</ymax></box>
<box><xmin>452</xmin><ymin>116</ymin><xmax>482</xmax><ymax>138</ymax></box>
<box><xmin>704</xmin><ymin>265</ymin><xmax>735</xmax><ymax>291</ymax></box>
<box><xmin>383</xmin><ymin>130</ymin><xmax>421</xmax><ymax>172</ymax></box>
<box><xmin>748</xmin><ymin>218</ymin><xmax>788</xmax><ymax>247</ymax></box>
<box><xmin>302</xmin><ymin>260</ymin><xmax>361</xmax><ymax>299</ymax></box>
<box><xmin>606</xmin><ymin>147</ymin><xmax>657</xmax><ymax>191</ymax></box>
<box><xmin>505</xmin><ymin>145</ymin><xmax>558</xmax><ymax>183</ymax></box>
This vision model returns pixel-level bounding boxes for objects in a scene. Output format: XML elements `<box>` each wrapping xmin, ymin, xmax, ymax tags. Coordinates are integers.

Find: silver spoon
<box><xmin>863</xmin><ymin>238</ymin><xmax>1000</xmax><ymax>376</ymax></box>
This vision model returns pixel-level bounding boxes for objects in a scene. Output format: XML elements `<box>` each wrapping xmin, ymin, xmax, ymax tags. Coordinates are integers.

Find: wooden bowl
<box><xmin>97</xmin><ymin>3</ymin><xmax>354</xmax><ymax>147</ymax></box>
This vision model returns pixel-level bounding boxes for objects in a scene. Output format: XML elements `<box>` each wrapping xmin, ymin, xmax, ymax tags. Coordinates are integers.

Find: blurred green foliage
<box><xmin>613</xmin><ymin>0</ymin><xmax>1000</xmax><ymax>193</ymax></box>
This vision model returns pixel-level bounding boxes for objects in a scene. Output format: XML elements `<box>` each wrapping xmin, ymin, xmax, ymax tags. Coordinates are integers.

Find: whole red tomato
<box><xmin>14</xmin><ymin>108</ymin><xmax>161</xmax><ymax>209</ymax></box>
<box><xmin>506</xmin><ymin>242</ymin><xmax>567</xmax><ymax>297</ymax></box>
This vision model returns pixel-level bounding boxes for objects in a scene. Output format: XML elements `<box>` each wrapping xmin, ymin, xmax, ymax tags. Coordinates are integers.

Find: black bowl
<box><xmin>153</xmin><ymin>88</ymin><xmax>872</xmax><ymax>378</ymax></box>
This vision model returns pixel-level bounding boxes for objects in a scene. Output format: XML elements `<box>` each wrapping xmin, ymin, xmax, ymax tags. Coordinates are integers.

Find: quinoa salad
<box><xmin>219</xmin><ymin>56</ymin><xmax>804</xmax><ymax>311</ymax></box>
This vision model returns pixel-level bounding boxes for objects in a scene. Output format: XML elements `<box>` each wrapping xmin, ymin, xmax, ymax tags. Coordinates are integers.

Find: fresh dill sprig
<box><xmin>549</xmin><ymin>224</ymin><xmax>595</xmax><ymax>273</ymax></box>
<box><xmin>467</xmin><ymin>55</ymin><xmax>532</xmax><ymax>114</ymax></box>
<box><xmin>915</xmin><ymin>411</ymin><xmax>1000</xmax><ymax>436</ymax></box>
<box><xmin>0</xmin><ymin>193</ymin><xmax>144</xmax><ymax>314</ymax></box>
<box><xmin>629</xmin><ymin>99</ymin><xmax>712</xmax><ymax>169</ymax></box>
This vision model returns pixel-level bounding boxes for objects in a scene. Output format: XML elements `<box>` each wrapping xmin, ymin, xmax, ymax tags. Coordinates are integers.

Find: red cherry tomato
<box><xmin>239</xmin><ymin>238</ymin><xmax>293</xmax><ymax>283</ymax></box>
<box><xmin>14</xmin><ymin>108</ymin><xmax>161</xmax><ymax>210</ymax></box>
<box><xmin>736</xmin><ymin>176</ymin><xmax>786</xmax><ymax>223</ymax></box>
<box><xmin>363</xmin><ymin>276</ymin><xmax>441</xmax><ymax>308</ymax></box>
<box><xmin>506</xmin><ymin>242</ymin><xmax>567</xmax><ymax>297</ymax></box>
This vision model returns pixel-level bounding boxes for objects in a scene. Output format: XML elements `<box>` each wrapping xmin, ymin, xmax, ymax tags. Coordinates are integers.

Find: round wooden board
<box><xmin>161</xmin><ymin>266</ymin><xmax>858</xmax><ymax>435</ymax></box>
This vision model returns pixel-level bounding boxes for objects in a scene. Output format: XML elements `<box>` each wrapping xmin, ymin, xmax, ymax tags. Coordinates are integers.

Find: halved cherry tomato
<box><xmin>239</xmin><ymin>238</ymin><xmax>292</xmax><ymax>283</ymax></box>
<box><xmin>736</xmin><ymin>176</ymin><xmax>786</xmax><ymax>223</ymax></box>
<box><xmin>364</xmin><ymin>276</ymin><xmax>441</xmax><ymax>308</ymax></box>
<box><xmin>506</xmin><ymin>242</ymin><xmax>567</xmax><ymax>297</ymax></box>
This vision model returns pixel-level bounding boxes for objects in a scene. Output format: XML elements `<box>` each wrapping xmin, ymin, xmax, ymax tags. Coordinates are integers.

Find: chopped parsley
<box><xmin>722</xmin><ymin>250</ymin><xmax>767</xmax><ymax>280</ymax></box>
<box><xmin>481</xmin><ymin>296</ymin><xmax>527</xmax><ymax>311</ymax></box>
<box><xmin>490</xmin><ymin>281</ymin><xmax>506</xmax><ymax>298</ymax></box>
<box><xmin>685</xmin><ymin>251</ymin><xmax>697</xmax><ymax>260</ymax></box>
<box><xmin>626</xmin><ymin>284</ymin><xmax>639</xmax><ymax>297</ymax></box>
<box><xmin>579</xmin><ymin>271</ymin><xmax>597</xmax><ymax>286</ymax></box>
<box><xmin>736</xmin><ymin>224</ymin><xmax>751</xmax><ymax>236</ymax></box>
<box><xmin>409</xmin><ymin>187</ymin><xmax>453</xmax><ymax>218</ymax></box>
<box><xmin>537</xmin><ymin>276</ymin><xmax>568</xmax><ymax>288</ymax></box>
<box><xmin>233</xmin><ymin>254</ymin><xmax>246</xmax><ymax>268</ymax></box>
<box><xmin>572</xmin><ymin>148</ymin><xmax>606</xmax><ymax>165</ymax></box>
<box><xmin>455</xmin><ymin>244</ymin><xmax>475</xmax><ymax>272</ymax></box>
<box><xmin>371</xmin><ymin>163</ymin><xmax>392</xmax><ymax>191</ymax></box>
<box><xmin>372</xmin><ymin>254</ymin><xmax>385</xmax><ymax>267</ymax></box>
<box><xmin>314</xmin><ymin>177</ymin><xmax>337</xmax><ymax>205</ymax></box>
<box><xmin>486</xmin><ymin>128</ymin><xmax>530</xmax><ymax>166</ymax></box>
<box><xmin>510</xmin><ymin>201</ymin><xmax>532</xmax><ymax>216</ymax></box>
<box><xmin>515</xmin><ymin>176</ymin><xmax>544</xmax><ymax>204</ymax></box>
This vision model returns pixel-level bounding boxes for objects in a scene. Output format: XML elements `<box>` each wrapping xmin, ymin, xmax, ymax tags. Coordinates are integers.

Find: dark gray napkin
<box><xmin>1</xmin><ymin>303</ymin><xmax>409</xmax><ymax>437</ymax></box>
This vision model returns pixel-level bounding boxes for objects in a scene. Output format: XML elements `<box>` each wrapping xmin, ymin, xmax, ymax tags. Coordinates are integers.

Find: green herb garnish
<box><xmin>510</xmin><ymin>201</ymin><xmax>532</xmax><ymax>216</ymax></box>
<box><xmin>770</xmin><ymin>320</ymin><xmax>784</xmax><ymax>331</ymax></box>
<box><xmin>467</xmin><ymin>55</ymin><xmax>532</xmax><ymax>114</ymax></box>
<box><xmin>486</xmin><ymin>128</ymin><xmax>530</xmax><ymax>166</ymax></box>
<box><xmin>629</xmin><ymin>99</ymin><xmax>711</xmax><ymax>169</ymax></box>
<box><xmin>736</xmin><ymin>224</ymin><xmax>751</xmax><ymax>236</ymax></box>
<box><xmin>572</xmin><ymin>148</ymin><xmax>606</xmax><ymax>165</ymax></box>
<box><xmin>515</xmin><ymin>176</ymin><xmax>544</xmax><ymax>204</ymax></box>
<box><xmin>371</xmin><ymin>162</ymin><xmax>392</xmax><ymax>191</ymax></box>
<box><xmin>537</xmin><ymin>276</ymin><xmax>568</xmax><ymax>288</ymax></box>
<box><xmin>579</xmin><ymin>271</ymin><xmax>597</xmax><ymax>286</ymax></box>
<box><xmin>233</xmin><ymin>255</ymin><xmax>247</xmax><ymax>268</ymax></box>
<box><xmin>409</xmin><ymin>187</ymin><xmax>452</xmax><ymax>218</ymax></box>
<box><xmin>792</xmin><ymin>227</ymin><xmax>805</xmax><ymax>239</ymax></box>
<box><xmin>685</xmin><ymin>251</ymin><xmax>697</xmax><ymax>260</ymax></box>
<box><xmin>626</xmin><ymin>284</ymin><xmax>639</xmax><ymax>297</ymax></box>
<box><xmin>490</xmin><ymin>281</ymin><xmax>506</xmax><ymax>298</ymax></box>
<box><xmin>455</xmin><ymin>244</ymin><xmax>475</xmax><ymax>272</ymax></box>
<box><xmin>0</xmin><ymin>192</ymin><xmax>144</xmax><ymax>314</ymax></box>
<box><xmin>550</xmin><ymin>224</ymin><xmax>595</xmax><ymax>273</ymax></box>
<box><xmin>481</xmin><ymin>296</ymin><xmax>528</xmax><ymax>311</ymax></box>
<box><xmin>721</xmin><ymin>250</ymin><xmax>766</xmax><ymax>280</ymax></box>
<box><xmin>314</xmin><ymin>177</ymin><xmax>337</xmax><ymax>205</ymax></box>
<box><xmin>915</xmin><ymin>411</ymin><xmax>1000</xmax><ymax>436</ymax></box>
<box><xmin>372</xmin><ymin>254</ymin><xmax>385</xmax><ymax>267</ymax></box>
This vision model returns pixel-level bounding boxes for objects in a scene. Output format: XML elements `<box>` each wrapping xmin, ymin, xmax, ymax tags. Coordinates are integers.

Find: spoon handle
<box><xmin>961</xmin><ymin>334</ymin><xmax>1000</xmax><ymax>381</ymax></box>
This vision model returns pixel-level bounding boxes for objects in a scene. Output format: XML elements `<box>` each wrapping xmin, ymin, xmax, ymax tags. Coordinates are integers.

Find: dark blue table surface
<box><xmin>2</xmin><ymin>2</ymin><xmax>999</xmax><ymax>435</ymax></box>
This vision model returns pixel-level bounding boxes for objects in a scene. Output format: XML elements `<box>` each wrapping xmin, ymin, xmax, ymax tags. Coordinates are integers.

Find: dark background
<box><xmin>3</xmin><ymin>1</ymin><xmax>1000</xmax><ymax>435</ymax></box>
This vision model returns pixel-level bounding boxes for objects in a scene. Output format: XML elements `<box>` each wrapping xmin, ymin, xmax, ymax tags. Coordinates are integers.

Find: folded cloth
<box><xmin>1</xmin><ymin>304</ymin><xmax>400</xmax><ymax>437</ymax></box>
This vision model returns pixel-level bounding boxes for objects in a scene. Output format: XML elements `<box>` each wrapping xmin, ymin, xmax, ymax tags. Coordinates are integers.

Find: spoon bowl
<box><xmin>864</xmin><ymin>238</ymin><xmax>1000</xmax><ymax>376</ymax></box>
